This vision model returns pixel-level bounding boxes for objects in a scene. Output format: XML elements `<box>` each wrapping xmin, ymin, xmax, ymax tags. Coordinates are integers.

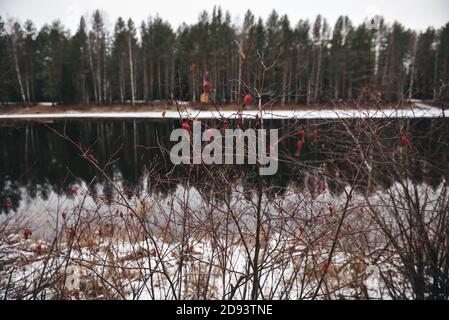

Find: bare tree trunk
<box><xmin>382</xmin><ymin>34</ymin><xmax>392</xmax><ymax>101</ymax></box>
<box><xmin>215</xmin><ymin>56</ymin><xmax>220</xmax><ymax>102</ymax></box>
<box><xmin>134</xmin><ymin>54</ymin><xmax>138</xmax><ymax>101</ymax></box>
<box><xmin>164</xmin><ymin>63</ymin><xmax>169</xmax><ymax>101</ymax></box>
<box><xmin>119</xmin><ymin>58</ymin><xmax>125</xmax><ymax>104</ymax></box>
<box><xmin>103</xmin><ymin>38</ymin><xmax>107</xmax><ymax>104</ymax></box>
<box><xmin>97</xmin><ymin>53</ymin><xmax>102</xmax><ymax>104</ymax></box>
<box><xmin>313</xmin><ymin>42</ymin><xmax>323</xmax><ymax>104</ymax></box>
<box><xmin>11</xmin><ymin>35</ymin><xmax>27</xmax><ymax>105</ymax></box>
<box><xmin>150</xmin><ymin>57</ymin><xmax>154</xmax><ymax>101</ymax></box>
<box><xmin>334</xmin><ymin>74</ymin><xmax>339</xmax><ymax>100</ymax></box>
<box><xmin>408</xmin><ymin>35</ymin><xmax>418</xmax><ymax>101</ymax></box>
<box><xmin>87</xmin><ymin>38</ymin><xmax>98</xmax><ymax>104</ymax></box>
<box><xmin>170</xmin><ymin>57</ymin><xmax>175</xmax><ymax>99</ymax></box>
<box><xmin>143</xmin><ymin>55</ymin><xmax>148</xmax><ymax>103</ymax></box>
<box><xmin>307</xmin><ymin>76</ymin><xmax>312</xmax><ymax>105</ymax></box>
<box><xmin>96</xmin><ymin>35</ymin><xmax>103</xmax><ymax>105</ymax></box>
<box><xmin>281</xmin><ymin>57</ymin><xmax>289</xmax><ymax>105</ymax></box>
<box><xmin>374</xmin><ymin>29</ymin><xmax>381</xmax><ymax>80</ymax></box>
<box><xmin>128</xmin><ymin>35</ymin><xmax>135</xmax><ymax>106</ymax></box>
<box><xmin>192</xmin><ymin>69</ymin><xmax>196</xmax><ymax>103</ymax></box>
<box><xmin>230</xmin><ymin>53</ymin><xmax>234</xmax><ymax>102</ymax></box>
<box><xmin>224</xmin><ymin>54</ymin><xmax>229</xmax><ymax>102</ymax></box>
<box><xmin>287</xmin><ymin>58</ymin><xmax>293</xmax><ymax>104</ymax></box>
<box><xmin>157</xmin><ymin>60</ymin><xmax>162</xmax><ymax>100</ymax></box>
<box><xmin>237</xmin><ymin>40</ymin><xmax>243</xmax><ymax>104</ymax></box>
<box><xmin>81</xmin><ymin>74</ymin><xmax>86</xmax><ymax>105</ymax></box>
<box><xmin>295</xmin><ymin>46</ymin><xmax>301</xmax><ymax>104</ymax></box>
<box><xmin>308</xmin><ymin>40</ymin><xmax>320</xmax><ymax>105</ymax></box>
<box><xmin>25</xmin><ymin>74</ymin><xmax>31</xmax><ymax>104</ymax></box>
<box><xmin>433</xmin><ymin>43</ymin><xmax>439</xmax><ymax>101</ymax></box>
<box><xmin>228</xmin><ymin>54</ymin><xmax>232</xmax><ymax>102</ymax></box>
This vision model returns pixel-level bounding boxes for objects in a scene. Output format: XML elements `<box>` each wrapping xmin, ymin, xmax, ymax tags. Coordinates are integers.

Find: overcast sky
<box><xmin>1</xmin><ymin>0</ymin><xmax>448</xmax><ymax>33</ymax></box>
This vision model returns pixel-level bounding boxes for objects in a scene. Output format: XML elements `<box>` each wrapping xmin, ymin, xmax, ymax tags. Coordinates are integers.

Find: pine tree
<box><xmin>0</xmin><ymin>9</ymin><xmax>448</xmax><ymax>106</ymax></box>
<box><xmin>88</xmin><ymin>10</ymin><xmax>106</xmax><ymax>104</ymax></box>
<box><xmin>347</xmin><ymin>23</ymin><xmax>375</xmax><ymax>101</ymax></box>
<box><xmin>23</xmin><ymin>20</ymin><xmax>36</xmax><ymax>104</ymax></box>
<box><xmin>293</xmin><ymin>19</ymin><xmax>312</xmax><ymax>104</ymax></box>
<box><xmin>329</xmin><ymin>16</ymin><xmax>352</xmax><ymax>100</ymax></box>
<box><xmin>69</xmin><ymin>17</ymin><xmax>89</xmax><ymax>104</ymax></box>
<box><xmin>414</xmin><ymin>28</ymin><xmax>436</xmax><ymax>100</ymax></box>
<box><xmin>127</xmin><ymin>18</ymin><xmax>137</xmax><ymax>106</ymax></box>
<box><xmin>436</xmin><ymin>23</ymin><xmax>449</xmax><ymax>100</ymax></box>
<box><xmin>381</xmin><ymin>23</ymin><xmax>412</xmax><ymax>102</ymax></box>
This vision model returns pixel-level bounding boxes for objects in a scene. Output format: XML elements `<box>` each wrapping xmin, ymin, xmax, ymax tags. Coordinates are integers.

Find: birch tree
<box><xmin>8</xmin><ymin>20</ymin><xmax>27</xmax><ymax>105</ymax></box>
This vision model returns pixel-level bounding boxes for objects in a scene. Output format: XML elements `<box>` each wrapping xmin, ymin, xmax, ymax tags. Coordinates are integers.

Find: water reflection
<box><xmin>1</xmin><ymin>118</ymin><xmax>448</xmax><ymax>214</ymax></box>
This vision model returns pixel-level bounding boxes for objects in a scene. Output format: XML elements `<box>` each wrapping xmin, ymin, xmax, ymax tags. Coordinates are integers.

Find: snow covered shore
<box><xmin>0</xmin><ymin>104</ymin><xmax>444</xmax><ymax>120</ymax></box>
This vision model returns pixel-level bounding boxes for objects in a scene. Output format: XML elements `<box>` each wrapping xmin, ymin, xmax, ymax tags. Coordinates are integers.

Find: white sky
<box><xmin>1</xmin><ymin>0</ymin><xmax>448</xmax><ymax>33</ymax></box>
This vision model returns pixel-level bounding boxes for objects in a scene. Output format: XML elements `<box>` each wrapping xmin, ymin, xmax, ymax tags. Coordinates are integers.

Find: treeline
<box><xmin>0</xmin><ymin>7</ymin><xmax>448</xmax><ymax>106</ymax></box>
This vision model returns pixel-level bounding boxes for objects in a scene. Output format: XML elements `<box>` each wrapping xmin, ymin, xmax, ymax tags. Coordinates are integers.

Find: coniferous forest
<box><xmin>1</xmin><ymin>8</ymin><xmax>449</xmax><ymax>106</ymax></box>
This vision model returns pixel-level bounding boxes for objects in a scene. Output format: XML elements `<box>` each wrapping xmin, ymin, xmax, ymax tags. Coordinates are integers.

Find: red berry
<box><xmin>23</xmin><ymin>228</ymin><xmax>32</xmax><ymax>240</ymax></box>
<box><xmin>203</xmin><ymin>81</ymin><xmax>211</xmax><ymax>93</ymax></box>
<box><xmin>69</xmin><ymin>187</ymin><xmax>78</xmax><ymax>196</ymax></box>
<box><xmin>323</xmin><ymin>262</ymin><xmax>330</xmax><ymax>272</ymax></box>
<box><xmin>312</xmin><ymin>130</ymin><xmax>319</xmax><ymax>139</ymax></box>
<box><xmin>297</xmin><ymin>140</ymin><xmax>303</xmax><ymax>151</ymax></box>
<box><xmin>401</xmin><ymin>135</ymin><xmax>410</xmax><ymax>146</ymax></box>
<box><xmin>5</xmin><ymin>199</ymin><xmax>13</xmax><ymax>209</ymax></box>
<box><xmin>300</xmin><ymin>130</ymin><xmax>306</xmax><ymax>139</ymax></box>
<box><xmin>182</xmin><ymin>121</ymin><xmax>190</xmax><ymax>132</ymax></box>
<box><xmin>243</xmin><ymin>94</ymin><xmax>252</xmax><ymax>106</ymax></box>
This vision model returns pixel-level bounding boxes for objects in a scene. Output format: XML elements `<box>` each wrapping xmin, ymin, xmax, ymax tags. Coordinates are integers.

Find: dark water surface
<box><xmin>1</xmin><ymin>118</ymin><xmax>448</xmax><ymax>214</ymax></box>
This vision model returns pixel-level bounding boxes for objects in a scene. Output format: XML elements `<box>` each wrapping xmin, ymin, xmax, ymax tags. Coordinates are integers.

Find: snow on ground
<box><xmin>0</xmin><ymin>229</ymin><xmax>389</xmax><ymax>300</ymax></box>
<box><xmin>1</xmin><ymin>180</ymin><xmax>434</xmax><ymax>299</ymax></box>
<box><xmin>0</xmin><ymin>103</ymin><xmax>444</xmax><ymax>120</ymax></box>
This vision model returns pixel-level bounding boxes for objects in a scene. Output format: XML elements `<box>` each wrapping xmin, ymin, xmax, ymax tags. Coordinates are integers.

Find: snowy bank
<box><xmin>0</xmin><ymin>104</ymin><xmax>444</xmax><ymax>120</ymax></box>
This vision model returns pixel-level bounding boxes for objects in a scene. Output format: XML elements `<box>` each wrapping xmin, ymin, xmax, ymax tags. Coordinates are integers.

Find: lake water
<box><xmin>1</xmin><ymin>118</ymin><xmax>448</xmax><ymax>218</ymax></box>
